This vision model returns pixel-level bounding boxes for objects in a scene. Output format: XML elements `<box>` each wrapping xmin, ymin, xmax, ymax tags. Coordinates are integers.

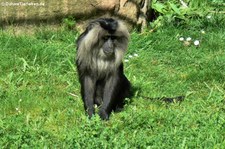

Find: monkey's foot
<box><xmin>99</xmin><ymin>110</ymin><xmax>109</xmax><ymax>120</ymax></box>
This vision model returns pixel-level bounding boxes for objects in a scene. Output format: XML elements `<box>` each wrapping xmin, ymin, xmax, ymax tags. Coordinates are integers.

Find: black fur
<box><xmin>98</xmin><ymin>18</ymin><xmax>118</xmax><ymax>34</ymax></box>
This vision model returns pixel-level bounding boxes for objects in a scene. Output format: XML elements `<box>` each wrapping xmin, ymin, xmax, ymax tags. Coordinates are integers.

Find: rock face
<box><xmin>0</xmin><ymin>0</ymin><xmax>151</xmax><ymax>30</ymax></box>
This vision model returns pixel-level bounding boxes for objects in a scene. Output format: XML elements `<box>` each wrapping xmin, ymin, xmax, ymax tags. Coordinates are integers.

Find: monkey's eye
<box><xmin>102</xmin><ymin>36</ymin><xmax>109</xmax><ymax>41</ymax></box>
<box><xmin>110</xmin><ymin>36</ymin><xmax>117</xmax><ymax>40</ymax></box>
<box><xmin>102</xmin><ymin>36</ymin><xmax>117</xmax><ymax>41</ymax></box>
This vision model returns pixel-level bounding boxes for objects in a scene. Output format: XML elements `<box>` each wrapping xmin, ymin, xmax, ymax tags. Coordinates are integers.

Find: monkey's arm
<box><xmin>99</xmin><ymin>74</ymin><xmax>119</xmax><ymax>120</ymax></box>
<box><xmin>81</xmin><ymin>75</ymin><xmax>96</xmax><ymax>117</ymax></box>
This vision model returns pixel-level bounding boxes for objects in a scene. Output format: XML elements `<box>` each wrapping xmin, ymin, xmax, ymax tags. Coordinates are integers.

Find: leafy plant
<box><xmin>150</xmin><ymin>0</ymin><xmax>224</xmax><ymax>29</ymax></box>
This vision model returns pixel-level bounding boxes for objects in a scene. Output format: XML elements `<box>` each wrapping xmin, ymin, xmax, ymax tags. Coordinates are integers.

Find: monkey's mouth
<box><xmin>103</xmin><ymin>49</ymin><xmax>114</xmax><ymax>56</ymax></box>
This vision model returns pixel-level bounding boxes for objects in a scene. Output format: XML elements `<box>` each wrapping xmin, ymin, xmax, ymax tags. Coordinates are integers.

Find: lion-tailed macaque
<box><xmin>76</xmin><ymin>18</ymin><xmax>131</xmax><ymax>120</ymax></box>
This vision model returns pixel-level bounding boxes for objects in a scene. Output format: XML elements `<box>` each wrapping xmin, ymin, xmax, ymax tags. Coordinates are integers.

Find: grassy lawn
<box><xmin>0</xmin><ymin>16</ymin><xmax>224</xmax><ymax>148</ymax></box>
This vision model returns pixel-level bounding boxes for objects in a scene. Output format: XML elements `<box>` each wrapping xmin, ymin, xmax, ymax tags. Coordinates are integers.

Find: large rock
<box><xmin>0</xmin><ymin>0</ymin><xmax>151</xmax><ymax>31</ymax></box>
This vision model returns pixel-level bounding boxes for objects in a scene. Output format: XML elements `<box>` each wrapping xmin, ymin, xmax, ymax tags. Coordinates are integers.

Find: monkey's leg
<box><xmin>94</xmin><ymin>84</ymin><xmax>103</xmax><ymax>106</ymax></box>
<box><xmin>112</xmin><ymin>71</ymin><xmax>131</xmax><ymax>111</ymax></box>
<box><xmin>99</xmin><ymin>75</ymin><xmax>118</xmax><ymax>120</ymax></box>
<box><xmin>81</xmin><ymin>76</ymin><xmax>96</xmax><ymax>118</ymax></box>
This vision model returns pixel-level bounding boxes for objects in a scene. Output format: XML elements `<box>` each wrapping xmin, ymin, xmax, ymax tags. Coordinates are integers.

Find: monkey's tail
<box><xmin>141</xmin><ymin>95</ymin><xmax>185</xmax><ymax>103</ymax></box>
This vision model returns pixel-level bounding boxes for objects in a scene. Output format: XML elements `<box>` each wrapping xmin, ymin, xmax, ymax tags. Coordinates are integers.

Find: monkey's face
<box><xmin>101</xmin><ymin>35</ymin><xmax>116</xmax><ymax>56</ymax></box>
<box><xmin>95</xmin><ymin>18</ymin><xmax>129</xmax><ymax>59</ymax></box>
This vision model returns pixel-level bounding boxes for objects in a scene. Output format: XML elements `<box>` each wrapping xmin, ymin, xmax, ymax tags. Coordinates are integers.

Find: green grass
<box><xmin>0</xmin><ymin>17</ymin><xmax>224</xmax><ymax>148</ymax></box>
